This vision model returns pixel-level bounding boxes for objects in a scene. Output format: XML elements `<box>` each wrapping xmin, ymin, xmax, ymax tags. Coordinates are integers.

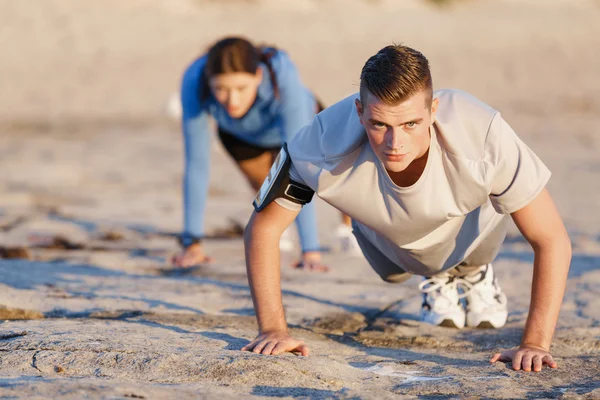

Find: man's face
<box><xmin>209</xmin><ymin>69</ymin><xmax>263</xmax><ymax>118</ymax></box>
<box><xmin>356</xmin><ymin>90</ymin><xmax>438</xmax><ymax>173</ymax></box>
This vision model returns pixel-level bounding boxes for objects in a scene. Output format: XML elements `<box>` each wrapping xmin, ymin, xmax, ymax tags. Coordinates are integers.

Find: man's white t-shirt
<box><xmin>277</xmin><ymin>89</ymin><xmax>551</xmax><ymax>276</ymax></box>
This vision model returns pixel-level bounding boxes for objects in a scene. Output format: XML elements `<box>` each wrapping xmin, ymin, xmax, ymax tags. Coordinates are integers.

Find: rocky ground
<box><xmin>1</xmin><ymin>0</ymin><xmax>599</xmax><ymax>398</ymax></box>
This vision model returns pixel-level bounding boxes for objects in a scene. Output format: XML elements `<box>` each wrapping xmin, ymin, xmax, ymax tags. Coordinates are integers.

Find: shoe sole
<box><xmin>439</xmin><ymin>319</ymin><xmax>463</xmax><ymax>329</ymax></box>
<box><xmin>467</xmin><ymin>313</ymin><xmax>507</xmax><ymax>329</ymax></box>
<box><xmin>475</xmin><ymin>321</ymin><xmax>496</xmax><ymax>329</ymax></box>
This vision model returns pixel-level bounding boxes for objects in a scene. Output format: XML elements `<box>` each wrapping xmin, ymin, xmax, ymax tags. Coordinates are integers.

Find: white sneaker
<box><xmin>279</xmin><ymin>228</ymin><xmax>295</xmax><ymax>253</ymax></box>
<box><xmin>335</xmin><ymin>224</ymin><xmax>362</xmax><ymax>256</ymax></box>
<box><xmin>461</xmin><ymin>264</ymin><xmax>508</xmax><ymax>329</ymax></box>
<box><xmin>418</xmin><ymin>273</ymin><xmax>466</xmax><ymax>329</ymax></box>
<box><xmin>166</xmin><ymin>92</ymin><xmax>182</xmax><ymax>120</ymax></box>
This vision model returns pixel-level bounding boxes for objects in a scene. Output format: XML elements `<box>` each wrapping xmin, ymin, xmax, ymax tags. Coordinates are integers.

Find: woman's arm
<box><xmin>175</xmin><ymin>61</ymin><xmax>213</xmax><ymax>266</ymax></box>
<box><xmin>274</xmin><ymin>53</ymin><xmax>322</xmax><ymax>255</ymax></box>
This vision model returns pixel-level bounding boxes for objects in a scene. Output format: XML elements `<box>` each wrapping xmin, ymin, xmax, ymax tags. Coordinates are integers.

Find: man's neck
<box><xmin>387</xmin><ymin>128</ymin><xmax>432</xmax><ymax>188</ymax></box>
<box><xmin>387</xmin><ymin>148</ymin><xmax>430</xmax><ymax>188</ymax></box>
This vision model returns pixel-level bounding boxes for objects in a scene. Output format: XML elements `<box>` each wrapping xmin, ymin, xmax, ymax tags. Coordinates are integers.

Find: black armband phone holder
<box><xmin>253</xmin><ymin>143</ymin><xmax>314</xmax><ymax>212</ymax></box>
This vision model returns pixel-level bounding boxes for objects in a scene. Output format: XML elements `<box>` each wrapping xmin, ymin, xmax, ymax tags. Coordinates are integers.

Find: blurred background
<box><xmin>1</xmin><ymin>3</ymin><xmax>600</xmax><ymax>396</ymax></box>
<box><xmin>0</xmin><ymin>0</ymin><xmax>599</xmax><ymax>248</ymax></box>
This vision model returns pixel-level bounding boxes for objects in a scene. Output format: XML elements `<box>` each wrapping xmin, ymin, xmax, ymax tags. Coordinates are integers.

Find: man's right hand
<box><xmin>171</xmin><ymin>243</ymin><xmax>213</xmax><ymax>267</ymax></box>
<box><xmin>241</xmin><ymin>332</ymin><xmax>309</xmax><ymax>356</ymax></box>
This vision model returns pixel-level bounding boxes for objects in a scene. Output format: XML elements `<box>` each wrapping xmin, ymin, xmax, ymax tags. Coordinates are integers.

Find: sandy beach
<box><xmin>1</xmin><ymin>0</ymin><xmax>600</xmax><ymax>398</ymax></box>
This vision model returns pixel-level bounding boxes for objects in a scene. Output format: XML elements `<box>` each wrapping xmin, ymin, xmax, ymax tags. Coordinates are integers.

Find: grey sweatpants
<box><xmin>352</xmin><ymin>217</ymin><xmax>510</xmax><ymax>283</ymax></box>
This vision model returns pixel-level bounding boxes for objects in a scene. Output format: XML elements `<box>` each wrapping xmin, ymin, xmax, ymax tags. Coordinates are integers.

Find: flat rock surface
<box><xmin>1</xmin><ymin>1</ymin><xmax>599</xmax><ymax>398</ymax></box>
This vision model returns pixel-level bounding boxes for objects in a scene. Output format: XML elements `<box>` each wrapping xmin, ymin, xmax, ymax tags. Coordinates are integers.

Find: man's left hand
<box><xmin>490</xmin><ymin>346</ymin><xmax>558</xmax><ymax>372</ymax></box>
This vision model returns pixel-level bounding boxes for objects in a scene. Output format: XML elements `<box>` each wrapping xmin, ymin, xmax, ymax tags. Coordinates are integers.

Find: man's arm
<box><xmin>241</xmin><ymin>201</ymin><xmax>310</xmax><ymax>356</ymax></box>
<box><xmin>491</xmin><ymin>188</ymin><xmax>572</xmax><ymax>371</ymax></box>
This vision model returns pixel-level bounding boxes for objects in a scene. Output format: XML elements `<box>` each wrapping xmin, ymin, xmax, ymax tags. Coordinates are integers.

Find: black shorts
<box><xmin>218</xmin><ymin>96</ymin><xmax>326</xmax><ymax>162</ymax></box>
<box><xmin>217</xmin><ymin>128</ymin><xmax>280</xmax><ymax>162</ymax></box>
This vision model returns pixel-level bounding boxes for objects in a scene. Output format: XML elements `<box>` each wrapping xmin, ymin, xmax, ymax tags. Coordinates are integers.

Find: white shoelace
<box><xmin>419</xmin><ymin>270</ymin><xmax>507</xmax><ymax>314</ymax></box>
<box><xmin>418</xmin><ymin>276</ymin><xmax>474</xmax><ymax>313</ymax></box>
<box><xmin>418</xmin><ymin>275</ymin><xmax>473</xmax><ymax>299</ymax></box>
<box><xmin>468</xmin><ymin>277</ymin><xmax>507</xmax><ymax>308</ymax></box>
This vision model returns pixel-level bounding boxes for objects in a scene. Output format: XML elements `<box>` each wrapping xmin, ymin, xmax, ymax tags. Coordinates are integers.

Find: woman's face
<box><xmin>209</xmin><ymin>69</ymin><xmax>263</xmax><ymax>118</ymax></box>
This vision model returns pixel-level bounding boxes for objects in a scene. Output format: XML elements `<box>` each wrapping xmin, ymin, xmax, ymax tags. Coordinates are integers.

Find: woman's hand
<box><xmin>292</xmin><ymin>251</ymin><xmax>329</xmax><ymax>272</ymax></box>
<box><xmin>171</xmin><ymin>243</ymin><xmax>213</xmax><ymax>267</ymax></box>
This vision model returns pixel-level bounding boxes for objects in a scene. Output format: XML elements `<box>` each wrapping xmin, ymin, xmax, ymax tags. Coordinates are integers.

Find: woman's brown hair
<box><xmin>201</xmin><ymin>37</ymin><xmax>279</xmax><ymax>100</ymax></box>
